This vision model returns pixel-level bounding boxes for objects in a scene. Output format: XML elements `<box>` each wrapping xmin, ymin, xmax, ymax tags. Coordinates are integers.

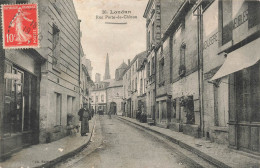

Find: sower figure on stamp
<box><xmin>78</xmin><ymin>104</ymin><xmax>90</xmax><ymax>136</ymax></box>
<box><xmin>9</xmin><ymin>7</ymin><xmax>33</xmax><ymax>44</ymax></box>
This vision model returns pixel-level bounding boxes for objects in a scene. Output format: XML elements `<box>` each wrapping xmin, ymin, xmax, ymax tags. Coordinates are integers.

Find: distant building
<box><xmin>91</xmin><ymin>57</ymin><xmax>127</xmax><ymax>115</ymax></box>
<box><xmin>95</xmin><ymin>73</ymin><xmax>101</xmax><ymax>83</ymax></box>
<box><xmin>82</xmin><ymin>57</ymin><xmax>93</xmax><ymax>79</ymax></box>
<box><xmin>122</xmin><ymin>51</ymin><xmax>147</xmax><ymax>118</ymax></box>
<box><xmin>106</xmin><ymin>62</ymin><xmax>128</xmax><ymax>115</ymax></box>
<box><xmin>91</xmin><ymin>81</ymin><xmax>108</xmax><ymax>114</ymax></box>
<box><xmin>103</xmin><ymin>53</ymin><xmax>111</xmax><ymax>80</ymax></box>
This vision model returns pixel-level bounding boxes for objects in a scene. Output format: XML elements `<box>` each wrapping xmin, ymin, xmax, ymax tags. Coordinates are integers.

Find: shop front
<box><xmin>211</xmin><ymin>38</ymin><xmax>260</xmax><ymax>154</ymax></box>
<box><xmin>0</xmin><ymin>49</ymin><xmax>44</xmax><ymax>160</ymax></box>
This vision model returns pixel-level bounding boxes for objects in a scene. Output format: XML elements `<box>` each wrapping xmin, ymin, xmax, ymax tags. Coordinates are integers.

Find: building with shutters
<box><xmin>194</xmin><ymin>0</ymin><xmax>260</xmax><ymax>154</ymax></box>
<box><xmin>0</xmin><ymin>0</ymin><xmax>83</xmax><ymax>159</ymax></box>
<box><xmin>37</xmin><ymin>0</ymin><xmax>82</xmax><ymax>143</ymax></box>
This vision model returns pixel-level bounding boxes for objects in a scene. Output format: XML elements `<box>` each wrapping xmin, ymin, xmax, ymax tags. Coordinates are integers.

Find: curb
<box><xmin>35</xmin><ymin>116</ymin><xmax>97</xmax><ymax>168</ymax></box>
<box><xmin>117</xmin><ymin>116</ymin><xmax>231</xmax><ymax>168</ymax></box>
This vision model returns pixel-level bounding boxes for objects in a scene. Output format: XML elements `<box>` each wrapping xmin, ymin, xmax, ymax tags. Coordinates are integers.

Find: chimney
<box><xmin>128</xmin><ymin>59</ymin><xmax>130</xmax><ymax>66</ymax></box>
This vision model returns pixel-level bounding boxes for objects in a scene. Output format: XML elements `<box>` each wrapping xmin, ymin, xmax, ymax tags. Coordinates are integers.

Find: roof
<box><xmin>137</xmin><ymin>52</ymin><xmax>147</xmax><ymax>70</ymax></box>
<box><xmin>107</xmin><ymin>79</ymin><xmax>123</xmax><ymax>88</ymax></box>
<box><xmin>143</xmin><ymin>0</ymin><xmax>154</xmax><ymax>18</ymax></box>
<box><xmin>117</xmin><ymin>62</ymin><xmax>128</xmax><ymax>69</ymax></box>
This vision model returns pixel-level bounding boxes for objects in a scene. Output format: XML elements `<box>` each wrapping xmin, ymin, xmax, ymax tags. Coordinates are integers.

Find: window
<box><xmin>140</xmin><ymin>78</ymin><xmax>143</xmax><ymax>94</ymax></box>
<box><xmin>159</xmin><ymin>58</ymin><xmax>164</xmax><ymax>83</ymax></box>
<box><xmin>144</xmin><ymin>79</ymin><xmax>146</xmax><ymax>92</ymax></box>
<box><xmin>235</xmin><ymin>63</ymin><xmax>260</xmax><ymax>122</ymax></box>
<box><xmin>152</xmin><ymin>22</ymin><xmax>155</xmax><ymax>41</ymax></box>
<box><xmin>96</xmin><ymin>96</ymin><xmax>98</xmax><ymax>102</ymax></box>
<box><xmin>67</xmin><ymin>96</ymin><xmax>75</xmax><ymax>114</ymax></box>
<box><xmin>67</xmin><ymin>96</ymin><xmax>72</xmax><ymax>114</ymax></box>
<box><xmin>147</xmin><ymin>61</ymin><xmax>151</xmax><ymax>77</ymax></box>
<box><xmin>132</xmin><ymin>80</ymin><xmax>134</xmax><ymax>91</ymax></box>
<box><xmin>214</xmin><ymin>77</ymin><xmax>229</xmax><ymax>127</ymax></box>
<box><xmin>52</xmin><ymin>24</ymin><xmax>61</xmax><ymax>71</ymax></box>
<box><xmin>152</xmin><ymin>56</ymin><xmax>155</xmax><ymax>74</ymax></box>
<box><xmin>180</xmin><ymin>43</ymin><xmax>186</xmax><ymax>66</ymax></box>
<box><xmin>3</xmin><ymin>63</ymin><xmax>38</xmax><ymax>135</ymax></box>
<box><xmin>248</xmin><ymin>1</ymin><xmax>260</xmax><ymax>29</ymax></box>
<box><xmin>55</xmin><ymin>93</ymin><xmax>62</xmax><ymax>125</ymax></box>
<box><xmin>135</xmin><ymin>77</ymin><xmax>137</xmax><ymax>90</ymax></box>
<box><xmin>101</xmin><ymin>95</ymin><xmax>104</xmax><ymax>102</ymax></box>
<box><xmin>220</xmin><ymin>0</ymin><xmax>232</xmax><ymax>45</ymax></box>
<box><xmin>179</xmin><ymin>43</ymin><xmax>186</xmax><ymax>77</ymax></box>
<box><xmin>148</xmin><ymin>31</ymin><xmax>150</xmax><ymax>50</ymax></box>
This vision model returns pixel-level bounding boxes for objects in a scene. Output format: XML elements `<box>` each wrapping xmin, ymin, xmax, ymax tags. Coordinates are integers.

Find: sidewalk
<box><xmin>118</xmin><ymin>116</ymin><xmax>260</xmax><ymax>168</ymax></box>
<box><xmin>0</xmin><ymin>116</ymin><xmax>97</xmax><ymax>168</ymax></box>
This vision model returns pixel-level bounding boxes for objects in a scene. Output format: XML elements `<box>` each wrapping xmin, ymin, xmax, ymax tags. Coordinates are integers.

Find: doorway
<box><xmin>110</xmin><ymin>102</ymin><xmax>117</xmax><ymax>115</ymax></box>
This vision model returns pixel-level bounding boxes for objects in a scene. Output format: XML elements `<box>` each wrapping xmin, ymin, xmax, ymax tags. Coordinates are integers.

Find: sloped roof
<box><xmin>108</xmin><ymin>79</ymin><xmax>123</xmax><ymax>88</ymax></box>
<box><xmin>117</xmin><ymin>62</ymin><xmax>128</xmax><ymax>69</ymax></box>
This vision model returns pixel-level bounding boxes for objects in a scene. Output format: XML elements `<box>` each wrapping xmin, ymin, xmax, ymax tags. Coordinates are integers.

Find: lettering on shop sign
<box><xmin>204</xmin><ymin>9</ymin><xmax>248</xmax><ymax>50</ymax></box>
<box><xmin>233</xmin><ymin>9</ymin><xmax>248</xmax><ymax>29</ymax></box>
<box><xmin>203</xmin><ymin>32</ymin><xmax>218</xmax><ymax>50</ymax></box>
<box><xmin>4</xmin><ymin>73</ymin><xmax>21</xmax><ymax>80</ymax></box>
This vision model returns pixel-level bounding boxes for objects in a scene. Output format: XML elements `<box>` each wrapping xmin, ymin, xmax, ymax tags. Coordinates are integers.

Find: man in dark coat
<box><xmin>78</xmin><ymin>104</ymin><xmax>90</xmax><ymax>136</ymax></box>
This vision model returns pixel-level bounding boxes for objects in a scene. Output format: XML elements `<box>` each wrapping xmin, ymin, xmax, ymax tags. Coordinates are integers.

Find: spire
<box><xmin>103</xmin><ymin>53</ymin><xmax>111</xmax><ymax>80</ymax></box>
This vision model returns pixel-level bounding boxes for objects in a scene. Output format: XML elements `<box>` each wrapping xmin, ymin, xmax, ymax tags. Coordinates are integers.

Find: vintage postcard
<box><xmin>0</xmin><ymin>0</ymin><xmax>260</xmax><ymax>168</ymax></box>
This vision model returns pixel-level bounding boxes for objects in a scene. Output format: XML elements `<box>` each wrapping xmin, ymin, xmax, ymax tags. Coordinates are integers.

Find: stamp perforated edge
<box><xmin>1</xmin><ymin>3</ymin><xmax>40</xmax><ymax>49</ymax></box>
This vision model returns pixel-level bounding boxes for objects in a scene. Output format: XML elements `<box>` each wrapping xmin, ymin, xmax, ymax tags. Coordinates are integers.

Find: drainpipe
<box><xmin>154</xmin><ymin>48</ymin><xmax>157</xmax><ymax>123</ymax></box>
<box><xmin>78</xmin><ymin>20</ymin><xmax>81</xmax><ymax>109</ymax></box>
<box><xmin>196</xmin><ymin>6</ymin><xmax>204</xmax><ymax>137</ymax></box>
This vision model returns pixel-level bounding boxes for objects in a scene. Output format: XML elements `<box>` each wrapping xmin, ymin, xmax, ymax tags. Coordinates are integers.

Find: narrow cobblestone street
<box><xmin>55</xmin><ymin>115</ymin><xmax>216</xmax><ymax>168</ymax></box>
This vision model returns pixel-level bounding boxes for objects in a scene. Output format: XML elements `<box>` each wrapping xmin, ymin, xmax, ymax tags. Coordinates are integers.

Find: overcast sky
<box><xmin>73</xmin><ymin>0</ymin><xmax>147</xmax><ymax>80</ymax></box>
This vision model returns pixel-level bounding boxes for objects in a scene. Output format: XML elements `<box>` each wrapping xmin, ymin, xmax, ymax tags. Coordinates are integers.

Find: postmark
<box><xmin>2</xmin><ymin>4</ymin><xmax>39</xmax><ymax>49</ymax></box>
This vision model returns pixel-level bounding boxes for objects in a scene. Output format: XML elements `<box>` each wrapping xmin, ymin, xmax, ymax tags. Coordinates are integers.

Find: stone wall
<box><xmin>38</xmin><ymin>0</ymin><xmax>81</xmax><ymax>143</ymax></box>
<box><xmin>106</xmin><ymin>86</ymin><xmax>124</xmax><ymax>115</ymax></box>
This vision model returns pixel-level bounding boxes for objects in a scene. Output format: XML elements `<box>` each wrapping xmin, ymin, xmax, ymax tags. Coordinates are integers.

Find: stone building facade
<box><xmin>140</xmin><ymin>0</ymin><xmax>260</xmax><ymax>156</ymax></box>
<box><xmin>106</xmin><ymin>62</ymin><xmax>127</xmax><ymax>115</ymax></box>
<box><xmin>143</xmin><ymin>0</ymin><xmax>186</xmax><ymax>125</ymax></box>
<box><xmin>122</xmin><ymin>52</ymin><xmax>147</xmax><ymax>118</ymax></box>
<box><xmin>0</xmin><ymin>0</ymin><xmax>83</xmax><ymax>159</ymax></box>
<box><xmin>194</xmin><ymin>0</ymin><xmax>260</xmax><ymax>155</ymax></box>
<box><xmin>90</xmin><ymin>82</ymin><xmax>107</xmax><ymax>114</ymax></box>
<box><xmin>37</xmin><ymin>0</ymin><xmax>82</xmax><ymax>143</ymax></box>
<box><xmin>164</xmin><ymin>1</ymin><xmax>200</xmax><ymax>137</ymax></box>
<box><xmin>91</xmin><ymin>61</ymin><xmax>127</xmax><ymax>116</ymax></box>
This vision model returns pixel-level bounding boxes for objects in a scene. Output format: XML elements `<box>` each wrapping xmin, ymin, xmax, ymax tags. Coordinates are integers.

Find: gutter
<box><xmin>195</xmin><ymin>5</ymin><xmax>205</xmax><ymax>137</ymax></box>
<box><xmin>78</xmin><ymin>20</ymin><xmax>81</xmax><ymax>108</ymax></box>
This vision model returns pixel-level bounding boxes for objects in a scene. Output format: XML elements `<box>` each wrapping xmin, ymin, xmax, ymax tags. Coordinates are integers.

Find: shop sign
<box><xmin>203</xmin><ymin>32</ymin><xmax>218</xmax><ymax>50</ymax></box>
<box><xmin>233</xmin><ymin>9</ymin><xmax>248</xmax><ymax>30</ymax></box>
<box><xmin>4</xmin><ymin>73</ymin><xmax>21</xmax><ymax>80</ymax></box>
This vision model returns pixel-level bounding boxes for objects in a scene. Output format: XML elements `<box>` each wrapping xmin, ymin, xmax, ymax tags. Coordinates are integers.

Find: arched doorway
<box><xmin>110</xmin><ymin>102</ymin><xmax>117</xmax><ymax>115</ymax></box>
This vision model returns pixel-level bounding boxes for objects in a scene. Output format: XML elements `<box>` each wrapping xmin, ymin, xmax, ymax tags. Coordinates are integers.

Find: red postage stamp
<box><xmin>2</xmin><ymin>4</ymin><xmax>39</xmax><ymax>49</ymax></box>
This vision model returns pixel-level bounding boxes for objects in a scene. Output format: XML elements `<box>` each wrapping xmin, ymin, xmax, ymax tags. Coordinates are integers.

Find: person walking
<box><xmin>108</xmin><ymin>110</ymin><xmax>111</xmax><ymax>119</ymax></box>
<box><xmin>78</xmin><ymin>104</ymin><xmax>90</xmax><ymax>136</ymax></box>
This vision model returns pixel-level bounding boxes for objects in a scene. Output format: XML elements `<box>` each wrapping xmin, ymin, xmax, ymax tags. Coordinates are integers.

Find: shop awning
<box><xmin>210</xmin><ymin>38</ymin><xmax>260</xmax><ymax>81</ymax></box>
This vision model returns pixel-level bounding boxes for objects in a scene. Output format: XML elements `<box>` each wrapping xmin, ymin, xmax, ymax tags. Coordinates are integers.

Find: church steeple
<box><xmin>103</xmin><ymin>53</ymin><xmax>111</xmax><ymax>80</ymax></box>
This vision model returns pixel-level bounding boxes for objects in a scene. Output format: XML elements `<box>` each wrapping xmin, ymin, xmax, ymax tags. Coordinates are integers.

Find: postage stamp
<box><xmin>2</xmin><ymin>4</ymin><xmax>39</xmax><ymax>49</ymax></box>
